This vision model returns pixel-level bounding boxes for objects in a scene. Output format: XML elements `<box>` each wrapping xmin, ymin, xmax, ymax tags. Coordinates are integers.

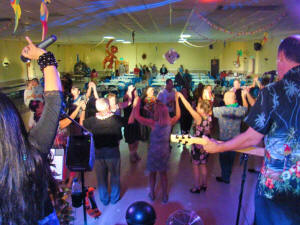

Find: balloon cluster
<box><xmin>102</xmin><ymin>39</ymin><xmax>119</xmax><ymax>70</ymax></box>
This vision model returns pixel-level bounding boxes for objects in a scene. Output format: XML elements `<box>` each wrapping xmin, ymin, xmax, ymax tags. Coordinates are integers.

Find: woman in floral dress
<box><xmin>177</xmin><ymin>86</ymin><xmax>213</xmax><ymax>193</ymax></box>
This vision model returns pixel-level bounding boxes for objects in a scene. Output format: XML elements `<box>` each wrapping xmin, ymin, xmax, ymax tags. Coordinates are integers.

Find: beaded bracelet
<box><xmin>37</xmin><ymin>51</ymin><xmax>58</xmax><ymax>71</ymax></box>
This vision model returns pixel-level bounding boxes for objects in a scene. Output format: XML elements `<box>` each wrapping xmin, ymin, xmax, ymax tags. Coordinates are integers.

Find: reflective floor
<box><xmin>72</xmin><ymin>131</ymin><xmax>259</xmax><ymax>225</ymax></box>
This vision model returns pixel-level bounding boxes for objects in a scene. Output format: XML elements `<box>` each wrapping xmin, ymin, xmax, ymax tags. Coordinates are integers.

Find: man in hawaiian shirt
<box><xmin>203</xmin><ymin>36</ymin><xmax>300</xmax><ymax>225</ymax></box>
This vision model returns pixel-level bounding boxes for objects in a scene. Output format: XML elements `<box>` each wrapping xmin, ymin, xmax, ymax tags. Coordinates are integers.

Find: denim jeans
<box><xmin>94</xmin><ymin>158</ymin><xmax>120</xmax><ymax>205</ymax></box>
<box><xmin>219</xmin><ymin>151</ymin><xmax>236</xmax><ymax>182</ymax></box>
<box><xmin>38</xmin><ymin>210</ymin><xmax>60</xmax><ymax>225</ymax></box>
<box><xmin>255</xmin><ymin>191</ymin><xmax>300</xmax><ymax>225</ymax></box>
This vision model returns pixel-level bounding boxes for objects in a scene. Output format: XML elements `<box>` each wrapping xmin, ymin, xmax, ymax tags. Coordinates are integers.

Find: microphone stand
<box><xmin>61</xmin><ymin>111</ymin><xmax>90</xmax><ymax>225</ymax></box>
<box><xmin>235</xmin><ymin>153</ymin><xmax>249</xmax><ymax>225</ymax></box>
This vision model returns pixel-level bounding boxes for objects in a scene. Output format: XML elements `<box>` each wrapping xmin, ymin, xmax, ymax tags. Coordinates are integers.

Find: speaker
<box><xmin>209</xmin><ymin>44</ymin><xmax>213</xmax><ymax>49</ymax></box>
<box><xmin>66</xmin><ymin>134</ymin><xmax>95</xmax><ymax>171</ymax></box>
<box><xmin>254</xmin><ymin>42</ymin><xmax>262</xmax><ymax>51</ymax></box>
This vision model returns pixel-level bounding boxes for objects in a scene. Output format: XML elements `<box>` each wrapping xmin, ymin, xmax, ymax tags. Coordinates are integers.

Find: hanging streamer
<box><xmin>92</xmin><ymin>38</ymin><xmax>105</xmax><ymax>49</ymax></box>
<box><xmin>10</xmin><ymin>0</ymin><xmax>21</xmax><ymax>33</ymax></box>
<box><xmin>195</xmin><ymin>11</ymin><xmax>286</xmax><ymax>36</ymax></box>
<box><xmin>261</xmin><ymin>32</ymin><xmax>268</xmax><ymax>46</ymax></box>
<box><xmin>40</xmin><ymin>0</ymin><xmax>51</xmax><ymax>41</ymax></box>
<box><xmin>183</xmin><ymin>39</ymin><xmax>216</xmax><ymax>48</ymax></box>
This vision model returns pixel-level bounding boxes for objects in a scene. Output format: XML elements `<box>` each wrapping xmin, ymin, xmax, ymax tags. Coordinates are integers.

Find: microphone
<box><xmin>20</xmin><ymin>35</ymin><xmax>57</xmax><ymax>63</ymax></box>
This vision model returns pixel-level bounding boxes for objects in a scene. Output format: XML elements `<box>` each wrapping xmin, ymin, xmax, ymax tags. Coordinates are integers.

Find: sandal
<box><xmin>190</xmin><ymin>187</ymin><xmax>201</xmax><ymax>194</ymax></box>
<box><xmin>200</xmin><ymin>185</ymin><xmax>207</xmax><ymax>192</ymax></box>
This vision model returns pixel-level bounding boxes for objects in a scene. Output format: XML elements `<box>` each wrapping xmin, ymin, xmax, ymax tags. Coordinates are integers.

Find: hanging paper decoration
<box><xmin>261</xmin><ymin>32</ymin><xmax>268</xmax><ymax>46</ymax></box>
<box><xmin>102</xmin><ymin>39</ymin><xmax>118</xmax><ymax>69</ymax></box>
<box><xmin>234</xmin><ymin>50</ymin><xmax>243</xmax><ymax>68</ymax></box>
<box><xmin>196</xmin><ymin>11</ymin><xmax>286</xmax><ymax>37</ymax></box>
<box><xmin>164</xmin><ymin>48</ymin><xmax>180</xmax><ymax>64</ymax></box>
<box><xmin>10</xmin><ymin>0</ymin><xmax>21</xmax><ymax>33</ymax></box>
<box><xmin>132</xmin><ymin>31</ymin><xmax>135</xmax><ymax>44</ymax></box>
<box><xmin>40</xmin><ymin>0</ymin><xmax>51</xmax><ymax>41</ymax></box>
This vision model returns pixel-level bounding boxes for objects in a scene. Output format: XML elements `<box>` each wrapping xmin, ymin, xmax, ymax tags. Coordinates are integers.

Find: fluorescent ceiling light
<box><xmin>181</xmin><ymin>34</ymin><xmax>191</xmax><ymax>38</ymax></box>
<box><xmin>103</xmin><ymin>36</ymin><xmax>115</xmax><ymax>39</ymax></box>
<box><xmin>178</xmin><ymin>40</ymin><xmax>185</xmax><ymax>43</ymax></box>
<box><xmin>116</xmin><ymin>39</ymin><xmax>124</xmax><ymax>42</ymax></box>
<box><xmin>122</xmin><ymin>41</ymin><xmax>131</xmax><ymax>44</ymax></box>
<box><xmin>178</xmin><ymin>38</ymin><xmax>186</xmax><ymax>42</ymax></box>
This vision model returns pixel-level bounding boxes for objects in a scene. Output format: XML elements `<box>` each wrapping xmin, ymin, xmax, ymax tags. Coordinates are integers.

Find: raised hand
<box><xmin>21</xmin><ymin>36</ymin><xmax>46</xmax><ymax>60</ymax></box>
<box><xmin>79</xmin><ymin>100</ymin><xmax>87</xmax><ymax>110</ymax></box>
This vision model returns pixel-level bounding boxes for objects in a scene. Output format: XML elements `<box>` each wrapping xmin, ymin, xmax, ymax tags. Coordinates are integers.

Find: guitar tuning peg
<box><xmin>184</xmin><ymin>141</ymin><xmax>188</xmax><ymax>145</ymax></box>
<box><xmin>176</xmin><ymin>134</ymin><xmax>178</xmax><ymax>139</ymax></box>
<box><xmin>188</xmin><ymin>135</ymin><xmax>191</xmax><ymax>139</ymax></box>
<box><xmin>179</xmin><ymin>140</ymin><xmax>182</xmax><ymax>143</ymax></box>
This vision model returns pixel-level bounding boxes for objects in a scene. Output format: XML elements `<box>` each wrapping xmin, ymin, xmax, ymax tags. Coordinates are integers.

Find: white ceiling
<box><xmin>0</xmin><ymin>0</ymin><xmax>299</xmax><ymax>44</ymax></box>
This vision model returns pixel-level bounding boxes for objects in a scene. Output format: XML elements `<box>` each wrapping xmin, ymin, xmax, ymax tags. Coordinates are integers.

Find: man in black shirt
<box><xmin>81</xmin><ymin>98</ymin><xmax>123</xmax><ymax>205</ymax></box>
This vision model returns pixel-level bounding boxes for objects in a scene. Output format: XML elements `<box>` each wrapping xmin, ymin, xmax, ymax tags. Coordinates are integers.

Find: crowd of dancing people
<box><xmin>24</xmin><ymin>57</ymin><xmax>268</xmax><ymax>207</ymax></box>
<box><xmin>1</xmin><ymin>35</ymin><xmax>299</xmax><ymax>225</ymax></box>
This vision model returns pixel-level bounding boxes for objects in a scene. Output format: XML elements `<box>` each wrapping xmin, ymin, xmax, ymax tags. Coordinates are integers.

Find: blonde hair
<box><xmin>153</xmin><ymin>102</ymin><xmax>170</xmax><ymax>126</ymax></box>
<box><xmin>197</xmin><ymin>99</ymin><xmax>212</xmax><ymax>115</ymax></box>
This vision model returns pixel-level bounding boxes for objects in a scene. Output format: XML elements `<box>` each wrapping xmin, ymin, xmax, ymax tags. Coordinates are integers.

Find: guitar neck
<box><xmin>170</xmin><ymin>135</ymin><xmax>264</xmax><ymax>157</ymax></box>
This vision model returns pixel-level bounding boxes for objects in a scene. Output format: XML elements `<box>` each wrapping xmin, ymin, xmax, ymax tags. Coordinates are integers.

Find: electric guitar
<box><xmin>170</xmin><ymin>134</ymin><xmax>264</xmax><ymax>157</ymax></box>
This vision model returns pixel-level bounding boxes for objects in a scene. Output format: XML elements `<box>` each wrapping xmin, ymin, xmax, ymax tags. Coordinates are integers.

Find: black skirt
<box><xmin>124</xmin><ymin>121</ymin><xmax>141</xmax><ymax>144</ymax></box>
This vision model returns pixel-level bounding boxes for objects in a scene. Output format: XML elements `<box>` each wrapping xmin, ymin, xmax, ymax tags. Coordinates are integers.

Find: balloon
<box><xmin>164</xmin><ymin>48</ymin><xmax>180</xmax><ymax>64</ymax></box>
<box><xmin>126</xmin><ymin>201</ymin><xmax>156</xmax><ymax>225</ymax></box>
<box><xmin>10</xmin><ymin>0</ymin><xmax>21</xmax><ymax>33</ymax></box>
<box><xmin>103</xmin><ymin>39</ymin><xmax>118</xmax><ymax>69</ymax></box>
<box><xmin>40</xmin><ymin>0</ymin><xmax>51</xmax><ymax>41</ymax></box>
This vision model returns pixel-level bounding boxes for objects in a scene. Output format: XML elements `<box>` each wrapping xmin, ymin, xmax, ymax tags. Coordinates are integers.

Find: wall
<box><xmin>0</xmin><ymin>40</ymin><xmax>28</xmax><ymax>82</ymax></box>
<box><xmin>0</xmin><ymin>36</ymin><xmax>285</xmax><ymax>82</ymax></box>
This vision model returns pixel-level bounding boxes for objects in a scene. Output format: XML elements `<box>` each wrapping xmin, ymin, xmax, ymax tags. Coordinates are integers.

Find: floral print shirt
<box><xmin>245</xmin><ymin>65</ymin><xmax>300</xmax><ymax>200</ymax></box>
<box><xmin>213</xmin><ymin>106</ymin><xmax>248</xmax><ymax>141</ymax></box>
<box><xmin>193</xmin><ymin>115</ymin><xmax>212</xmax><ymax>149</ymax></box>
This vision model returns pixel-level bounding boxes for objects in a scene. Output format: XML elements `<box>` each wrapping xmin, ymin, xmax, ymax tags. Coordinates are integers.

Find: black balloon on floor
<box><xmin>126</xmin><ymin>201</ymin><xmax>156</xmax><ymax>225</ymax></box>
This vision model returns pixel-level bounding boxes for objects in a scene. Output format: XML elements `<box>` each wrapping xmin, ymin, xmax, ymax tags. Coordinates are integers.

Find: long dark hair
<box><xmin>0</xmin><ymin>93</ymin><xmax>49</xmax><ymax>224</ymax></box>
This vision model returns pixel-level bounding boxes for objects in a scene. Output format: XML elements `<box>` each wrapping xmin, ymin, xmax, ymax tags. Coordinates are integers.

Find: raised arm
<box><xmin>85</xmin><ymin>82</ymin><xmax>93</xmax><ymax>99</ymax></box>
<box><xmin>170</xmin><ymin>92</ymin><xmax>181</xmax><ymax>126</ymax></box>
<box><xmin>24</xmin><ymin>36</ymin><xmax>62</xmax><ymax>153</ymax></box>
<box><xmin>79</xmin><ymin>101</ymin><xmax>87</xmax><ymax>125</ymax></box>
<box><xmin>177</xmin><ymin>92</ymin><xmax>202</xmax><ymax>124</ymax></box>
<box><xmin>241</xmin><ymin>89</ymin><xmax>249</xmax><ymax>108</ymax></box>
<box><xmin>86</xmin><ymin>82</ymin><xmax>99</xmax><ymax>99</ymax></box>
<box><xmin>60</xmin><ymin>101</ymin><xmax>85</xmax><ymax>129</ymax></box>
<box><xmin>133</xmin><ymin>97</ymin><xmax>154</xmax><ymax>128</ymax></box>
<box><xmin>118</xmin><ymin>94</ymin><xmax>132</xmax><ymax>109</ymax></box>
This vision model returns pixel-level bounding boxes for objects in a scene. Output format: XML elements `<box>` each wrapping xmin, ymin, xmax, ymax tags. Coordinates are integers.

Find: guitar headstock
<box><xmin>170</xmin><ymin>134</ymin><xmax>207</xmax><ymax>146</ymax></box>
